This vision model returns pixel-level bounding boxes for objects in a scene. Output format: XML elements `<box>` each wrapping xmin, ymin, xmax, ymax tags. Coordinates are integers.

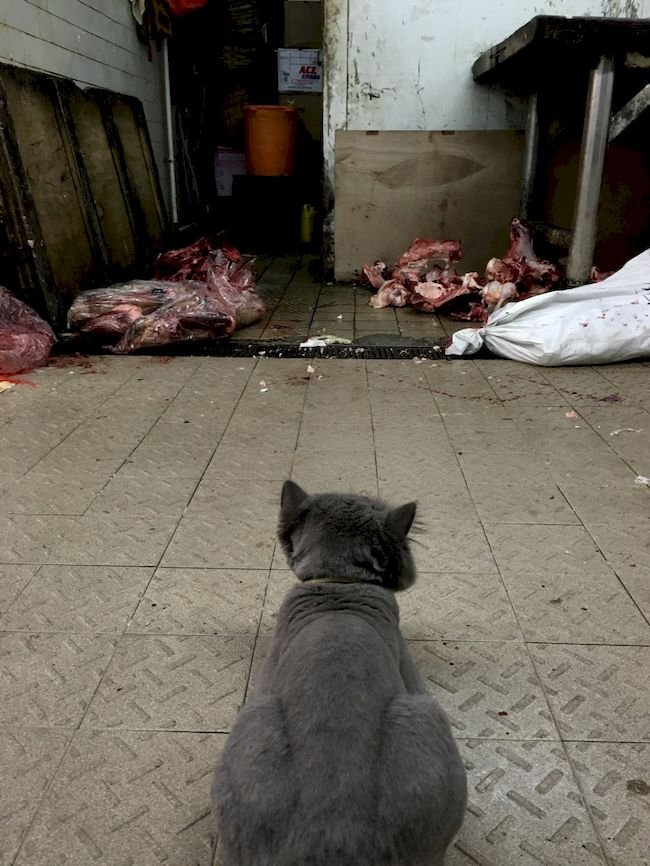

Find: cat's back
<box><xmin>271</xmin><ymin>582</ymin><xmax>404</xmax><ymax>699</ymax></box>
<box><xmin>213</xmin><ymin>583</ymin><xmax>465</xmax><ymax>865</ymax></box>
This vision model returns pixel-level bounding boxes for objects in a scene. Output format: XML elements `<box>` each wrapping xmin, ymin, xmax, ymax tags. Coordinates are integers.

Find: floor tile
<box><xmin>470</xmin><ymin>481</ymin><xmax>580</xmax><ymax>525</ymax></box>
<box><xmin>450</xmin><ymin>739</ymin><xmax>606</xmax><ymax>865</ymax></box>
<box><xmin>531</xmin><ymin>644</ymin><xmax>650</xmax><ymax>741</ymax></box>
<box><xmin>458</xmin><ymin>449</ymin><xmax>553</xmax><ymax>485</ymax></box>
<box><xmin>202</xmin><ymin>443</ymin><xmax>295</xmax><ymax>482</ymax></box>
<box><xmin>502</xmin><ymin>571</ymin><xmax>650</xmax><ymax>644</ymax></box>
<box><xmin>566</xmin><ymin>742</ymin><xmax>650</xmax><ymax>866</ymax></box>
<box><xmin>128</xmin><ymin>568</ymin><xmax>267</xmax><ymax>636</ymax></box>
<box><xmin>85</xmin><ymin>474</ymin><xmax>197</xmax><ymax>517</ymax></box>
<box><xmin>484</xmin><ymin>524</ymin><xmax>611</xmax><ymax>577</ymax></box>
<box><xmin>120</xmin><ymin>439</ymin><xmax>215</xmax><ymax>479</ymax></box>
<box><xmin>0</xmin><ymin>515</ymin><xmax>77</xmax><ymax>564</ymax></box>
<box><xmin>412</xmin><ymin>520</ymin><xmax>498</xmax><ymax>573</ymax></box>
<box><xmin>587</xmin><ymin>523</ymin><xmax>650</xmax><ymax>574</ymax></box>
<box><xmin>259</xmin><ymin>570</ymin><xmax>295</xmax><ymax>635</ymax></box>
<box><xmin>614</xmin><ymin>567</ymin><xmax>650</xmax><ymax>620</ymax></box>
<box><xmin>541</xmin><ymin>450</ymin><xmax>638</xmax><ymax>486</ymax></box>
<box><xmin>559</xmin><ymin>483</ymin><xmax>650</xmax><ymax>527</ymax></box>
<box><xmin>14</xmin><ymin>730</ymin><xmax>222</xmax><ymax>866</ymax></box>
<box><xmin>377</xmin><ymin>453</ymin><xmax>469</xmax><ymax>499</ymax></box>
<box><xmin>408</xmin><ymin>641</ymin><xmax>557</xmax><ymax>740</ymax></box>
<box><xmin>84</xmin><ymin>635</ymin><xmax>252</xmax><ymax>732</ymax></box>
<box><xmin>0</xmin><ymin>473</ymin><xmax>107</xmax><ymax>516</ymax></box>
<box><xmin>0</xmin><ymin>565</ymin><xmax>39</xmax><ymax>614</ymax></box>
<box><xmin>484</xmin><ymin>371</ymin><xmax>568</xmax><ymax>406</ymax></box>
<box><xmin>0</xmin><ymin>566</ymin><xmax>152</xmax><ymax>633</ymax></box>
<box><xmin>0</xmin><ymin>633</ymin><xmax>116</xmax><ymax>727</ymax></box>
<box><xmin>163</xmin><ymin>480</ymin><xmax>279</xmax><ymax>569</ymax></box>
<box><xmin>440</xmin><ymin>417</ymin><xmax>530</xmax><ymax>452</ymax></box>
<box><xmin>0</xmin><ymin>728</ymin><xmax>72</xmax><ymax>866</ymax></box>
<box><xmin>398</xmin><ymin>573</ymin><xmax>522</xmax><ymax>641</ymax></box>
<box><xmin>51</xmin><ymin>513</ymin><xmax>180</xmax><ymax>567</ymax></box>
<box><xmin>291</xmin><ymin>448</ymin><xmax>378</xmax><ymax>496</ymax></box>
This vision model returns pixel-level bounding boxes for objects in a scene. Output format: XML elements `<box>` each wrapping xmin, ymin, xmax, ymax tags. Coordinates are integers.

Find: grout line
<box><xmin>8</xmin><ymin>727</ymin><xmax>77</xmax><ymax>866</ymax></box>
<box><xmin>526</xmin><ymin>648</ymin><xmax>615</xmax><ymax>866</ymax></box>
<box><xmin>364</xmin><ymin>360</ymin><xmax>381</xmax><ymax>498</ymax></box>
<box><xmin>241</xmin><ymin>563</ymin><xmax>273</xmax><ymax>705</ymax></box>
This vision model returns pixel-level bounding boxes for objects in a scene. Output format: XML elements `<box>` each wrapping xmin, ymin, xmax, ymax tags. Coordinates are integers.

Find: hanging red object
<box><xmin>168</xmin><ymin>0</ymin><xmax>209</xmax><ymax>15</ymax></box>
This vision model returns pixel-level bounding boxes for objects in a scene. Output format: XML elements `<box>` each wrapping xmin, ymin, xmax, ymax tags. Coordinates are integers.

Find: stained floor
<box><xmin>233</xmin><ymin>253</ymin><xmax>459</xmax><ymax>344</ymax></box>
<box><xmin>1</xmin><ymin>351</ymin><xmax>649</xmax><ymax>866</ymax></box>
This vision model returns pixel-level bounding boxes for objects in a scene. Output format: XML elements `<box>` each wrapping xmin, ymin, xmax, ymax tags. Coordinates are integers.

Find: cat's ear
<box><xmin>280</xmin><ymin>480</ymin><xmax>309</xmax><ymax>523</ymax></box>
<box><xmin>386</xmin><ymin>501</ymin><xmax>417</xmax><ymax>539</ymax></box>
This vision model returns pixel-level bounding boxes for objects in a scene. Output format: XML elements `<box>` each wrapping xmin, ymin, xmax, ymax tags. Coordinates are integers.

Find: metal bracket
<box><xmin>609</xmin><ymin>83</ymin><xmax>650</xmax><ymax>141</ymax></box>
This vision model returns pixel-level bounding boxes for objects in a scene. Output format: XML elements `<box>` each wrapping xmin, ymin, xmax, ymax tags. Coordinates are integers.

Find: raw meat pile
<box><xmin>0</xmin><ymin>285</ymin><xmax>55</xmax><ymax>375</ymax></box>
<box><xmin>68</xmin><ymin>240</ymin><xmax>265</xmax><ymax>353</ymax></box>
<box><xmin>362</xmin><ymin>218</ymin><xmax>563</xmax><ymax>323</ymax></box>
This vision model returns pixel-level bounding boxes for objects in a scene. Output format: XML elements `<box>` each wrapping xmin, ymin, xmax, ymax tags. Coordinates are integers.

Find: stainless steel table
<box><xmin>473</xmin><ymin>15</ymin><xmax>650</xmax><ymax>284</ymax></box>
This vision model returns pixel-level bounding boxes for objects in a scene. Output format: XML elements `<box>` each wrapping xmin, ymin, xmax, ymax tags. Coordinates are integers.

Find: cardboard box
<box><xmin>284</xmin><ymin>1</ymin><xmax>322</xmax><ymax>49</ymax></box>
<box><xmin>280</xmin><ymin>93</ymin><xmax>322</xmax><ymax>141</ymax></box>
<box><xmin>277</xmin><ymin>48</ymin><xmax>322</xmax><ymax>93</ymax></box>
<box><xmin>214</xmin><ymin>147</ymin><xmax>247</xmax><ymax>196</ymax></box>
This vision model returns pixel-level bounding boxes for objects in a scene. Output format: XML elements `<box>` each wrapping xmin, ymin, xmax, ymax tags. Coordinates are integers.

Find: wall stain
<box><xmin>601</xmin><ymin>0</ymin><xmax>640</xmax><ymax>16</ymax></box>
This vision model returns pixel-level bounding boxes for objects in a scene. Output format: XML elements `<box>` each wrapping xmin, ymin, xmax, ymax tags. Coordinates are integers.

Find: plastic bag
<box><xmin>446</xmin><ymin>250</ymin><xmax>650</xmax><ymax>366</ymax></box>
<box><xmin>67</xmin><ymin>247</ymin><xmax>266</xmax><ymax>352</ymax></box>
<box><xmin>114</xmin><ymin>287</ymin><xmax>236</xmax><ymax>353</ymax></box>
<box><xmin>0</xmin><ymin>286</ymin><xmax>55</xmax><ymax>375</ymax></box>
<box><xmin>68</xmin><ymin>280</ymin><xmax>188</xmax><ymax>336</ymax></box>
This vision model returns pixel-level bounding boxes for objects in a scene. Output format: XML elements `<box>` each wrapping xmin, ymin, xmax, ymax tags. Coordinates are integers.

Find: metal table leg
<box><xmin>521</xmin><ymin>91</ymin><xmax>539</xmax><ymax>218</ymax></box>
<box><xmin>566</xmin><ymin>55</ymin><xmax>614</xmax><ymax>286</ymax></box>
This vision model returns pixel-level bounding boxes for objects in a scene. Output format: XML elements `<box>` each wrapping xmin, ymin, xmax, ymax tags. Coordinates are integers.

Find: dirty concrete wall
<box><xmin>0</xmin><ymin>0</ymin><xmax>167</xmax><ymax>203</ymax></box>
<box><xmin>344</xmin><ymin>0</ymin><xmax>648</xmax><ymax>131</ymax></box>
<box><xmin>322</xmin><ymin>0</ymin><xmax>648</xmax><ymax>267</ymax></box>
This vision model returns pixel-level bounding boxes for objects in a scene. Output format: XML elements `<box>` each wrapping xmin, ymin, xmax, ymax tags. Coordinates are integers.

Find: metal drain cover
<box><xmin>54</xmin><ymin>335</ymin><xmax>447</xmax><ymax>361</ymax></box>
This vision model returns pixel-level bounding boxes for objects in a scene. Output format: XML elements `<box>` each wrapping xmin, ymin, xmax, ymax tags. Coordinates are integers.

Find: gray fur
<box><xmin>212</xmin><ymin>481</ymin><xmax>467</xmax><ymax>865</ymax></box>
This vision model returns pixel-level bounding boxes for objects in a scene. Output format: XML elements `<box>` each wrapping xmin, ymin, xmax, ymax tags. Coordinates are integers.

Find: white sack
<box><xmin>446</xmin><ymin>249</ymin><xmax>650</xmax><ymax>366</ymax></box>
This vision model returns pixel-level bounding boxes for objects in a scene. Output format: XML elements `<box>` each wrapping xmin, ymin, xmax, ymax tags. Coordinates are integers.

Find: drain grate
<box><xmin>54</xmin><ymin>335</ymin><xmax>448</xmax><ymax>360</ymax></box>
<box><xmin>187</xmin><ymin>341</ymin><xmax>447</xmax><ymax>360</ymax></box>
<box><xmin>52</xmin><ymin>333</ymin><xmax>445</xmax><ymax>361</ymax></box>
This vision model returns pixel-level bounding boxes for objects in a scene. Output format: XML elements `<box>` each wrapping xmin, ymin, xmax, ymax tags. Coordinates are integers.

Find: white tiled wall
<box><xmin>0</xmin><ymin>0</ymin><xmax>167</xmax><ymax>201</ymax></box>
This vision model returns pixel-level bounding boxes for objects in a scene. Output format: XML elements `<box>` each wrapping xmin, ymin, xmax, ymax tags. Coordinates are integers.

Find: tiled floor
<box><xmin>232</xmin><ymin>254</ymin><xmax>457</xmax><ymax>343</ymax></box>
<box><xmin>1</xmin><ymin>353</ymin><xmax>649</xmax><ymax>866</ymax></box>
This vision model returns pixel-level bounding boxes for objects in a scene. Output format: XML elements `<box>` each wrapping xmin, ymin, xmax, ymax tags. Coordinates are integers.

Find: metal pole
<box><xmin>520</xmin><ymin>91</ymin><xmax>539</xmax><ymax>219</ymax></box>
<box><xmin>566</xmin><ymin>55</ymin><xmax>614</xmax><ymax>286</ymax></box>
<box><xmin>162</xmin><ymin>38</ymin><xmax>178</xmax><ymax>225</ymax></box>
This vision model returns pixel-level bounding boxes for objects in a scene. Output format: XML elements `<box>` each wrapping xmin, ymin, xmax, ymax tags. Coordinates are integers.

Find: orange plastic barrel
<box><xmin>243</xmin><ymin>105</ymin><xmax>299</xmax><ymax>176</ymax></box>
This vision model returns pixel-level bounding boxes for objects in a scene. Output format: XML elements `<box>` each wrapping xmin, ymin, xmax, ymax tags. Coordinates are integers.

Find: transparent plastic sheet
<box><xmin>113</xmin><ymin>288</ymin><xmax>236</xmax><ymax>353</ymax></box>
<box><xmin>0</xmin><ymin>286</ymin><xmax>55</xmax><ymax>375</ymax></box>
<box><xmin>67</xmin><ymin>248</ymin><xmax>265</xmax><ymax>353</ymax></box>
<box><xmin>68</xmin><ymin>280</ymin><xmax>190</xmax><ymax>335</ymax></box>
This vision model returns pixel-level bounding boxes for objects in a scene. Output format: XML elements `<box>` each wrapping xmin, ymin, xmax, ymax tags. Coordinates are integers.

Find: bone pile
<box><xmin>362</xmin><ymin>218</ymin><xmax>564</xmax><ymax>323</ymax></box>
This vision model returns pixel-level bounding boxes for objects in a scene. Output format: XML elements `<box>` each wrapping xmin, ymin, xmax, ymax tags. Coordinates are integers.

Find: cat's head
<box><xmin>277</xmin><ymin>480</ymin><xmax>418</xmax><ymax>591</ymax></box>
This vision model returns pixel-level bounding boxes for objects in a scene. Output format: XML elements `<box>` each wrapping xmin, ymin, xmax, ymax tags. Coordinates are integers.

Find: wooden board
<box><xmin>1</xmin><ymin>66</ymin><xmax>99</xmax><ymax>321</ymax></box>
<box><xmin>334</xmin><ymin>130</ymin><xmax>524</xmax><ymax>280</ymax></box>
<box><xmin>65</xmin><ymin>86</ymin><xmax>138</xmax><ymax>278</ymax></box>
<box><xmin>0</xmin><ymin>62</ymin><xmax>168</xmax><ymax>327</ymax></box>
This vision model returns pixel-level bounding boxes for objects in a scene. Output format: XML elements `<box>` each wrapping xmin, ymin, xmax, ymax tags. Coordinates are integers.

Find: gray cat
<box><xmin>212</xmin><ymin>480</ymin><xmax>467</xmax><ymax>866</ymax></box>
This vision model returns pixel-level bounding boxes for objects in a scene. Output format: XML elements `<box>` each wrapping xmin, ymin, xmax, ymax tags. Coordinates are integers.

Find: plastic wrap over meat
<box><xmin>0</xmin><ymin>285</ymin><xmax>55</xmax><ymax>375</ymax></box>
<box><xmin>154</xmin><ymin>236</ymin><xmax>243</xmax><ymax>282</ymax></box>
<box><xmin>67</xmin><ymin>244</ymin><xmax>266</xmax><ymax>353</ymax></box>
<box><xmin>114</xmin><ymin>288</ymin><xmax>235</xmax><ymax>353</ymax></box>
<box><xmin>68</xmin><ymin>281</ymin><xmax>187</xmax><ymax>335</ymax></box>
